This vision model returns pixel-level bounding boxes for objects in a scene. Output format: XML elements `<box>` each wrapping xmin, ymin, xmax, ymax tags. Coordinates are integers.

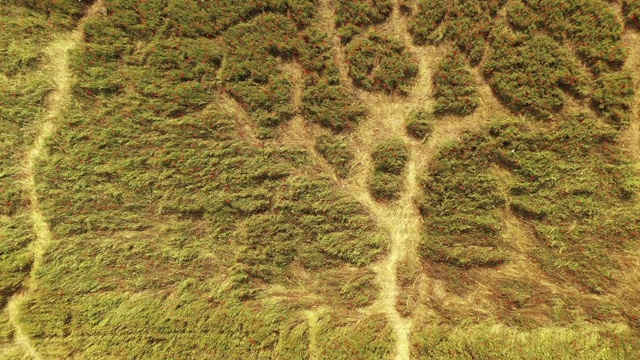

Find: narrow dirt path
<box><xmin>304</xmin><ymin>308</ymin><xmax>322</xmax><ymax>360</ymax></box>
<box><xmin>3</xmin><ymin>2</ymin><xmax>104</xmax><ymax>358</ymax></box>
<box><xmin>317</xmin><ymin>0</ymin><xmax>352</xmax><ymax>86</ymax></box>
<box><xmin>305</xmin><ymin>1</ymin><xmax>510</xmax><ymax>358</ymax></box>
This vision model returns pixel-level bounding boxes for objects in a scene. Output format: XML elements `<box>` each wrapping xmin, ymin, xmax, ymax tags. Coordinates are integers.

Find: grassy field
<box><xmin>1</xmin><ymin>0</ymin><xmax>640</xmax><ymax>359</ymax></box>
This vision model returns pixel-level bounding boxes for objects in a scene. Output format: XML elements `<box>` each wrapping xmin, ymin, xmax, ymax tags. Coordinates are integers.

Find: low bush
<box><xmin>369</xmin><ymin>171</ymin><xmax>403</xmax><ymax>201</ymax></box>
<box><xmin>407</xmin><ymin>0</ymin><xmax>446</xmax><ymax>45</ymax></box>
<box><xmin>301</xmin><ymin>78</ymin><xmax>367</xmax><ymax>131</ymax></box>
<box><xmin>371</xmin><ymin>138</ymin><xmax>410</xmax><ymax>175</ymax></box>
<box><xmin>335</xmin><ymin>0</ymin><xmax>393</xmax><ymax>42</ymax></box>
<box><xmin>432</xmin><ymin>50</ymin><xmax>479</xmax><ymax>116</ymax></box>
<box><xmin>315</xmin><ymin>134</ymin><xmax>354</xmax><ymax>177</ymax></box>
<box><xmin>345</xmin><ymin>33</ymin><xmax>418</xmax><ymax>94</ymax></box>
<box><xmin>592</xmin><ymin>70</ymin><xmax>635</xmax><ymax>128</ymax></box>
<box><xmin>405</xmin><ymin>110</ymin><xmax>434</xmax><ymax>140</ymax></box>
<box><xmin>369</xmin><ymin>138</ymin><xmax>409</xmax><ymax>201</ymax></box>
<box><xmin>425</xmin><ymin>114</ymin><xmax>638</xmax><ymax>292</ymax></box>
<box><xmin>409</xmin><ymin>0</ymin><xmax>506</xmax><ymax>64</ymax></box>
<box><xmin>519</xmin><ymin>0</ymin><xmax>626</xmax><ymax>73</ymax></box>
<box><xmin>505</xmin><ymin>1</ymin><xmax>538</xmax><ymax>31</ymax></box>
<box><xmin>0</xmin><ymin>0</ymin><xmax>88</xmax><ymax>28</ymax></box>
<box><xmin>624</xmin><ymin>0</ymin><xmax>640</xmax><ymax>28</ymax></box>
<box><xmin>483</xmin><ymin>30</ymin><xmax>591</xmax><ymax>118</ymax></box>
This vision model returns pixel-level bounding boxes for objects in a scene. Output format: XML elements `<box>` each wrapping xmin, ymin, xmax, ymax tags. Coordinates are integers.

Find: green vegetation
<box><xmin>369</xmin><ymin>138</ymin><xmax>409</xmax><ymax>201</ymax></box>
<box><xmin>3</xmin><ymin>0</ymin><xmax>640</xmax><ymax>358</ymax></box>
<box><xmin>492</xmin><ymin>0</ymin><xmax>635</xmax><ymax>125</ymax></box>
<box><xmin>483</xmin><ymin>29</ymin><xmax>591</xmax><ymax>118</ymax></box>
<box><xmin>405</xmin><ymin>110</ymin><xmax>434</xmax><ymax>140</ymax></box>
<box><xmin>592</xmin><ymin>70</ymin><xmax>635</xmax><ymax>127</ymax></box>
<box><xmin>418</xmin><ymin>127</ymin><xmax>507</xmax><ymax>268</ymax></box>
<box><xmin>316</xmin><ymin>313</ymin><xmax>394</xmax><ymax>359</ymax></box>
<box><xmin>412</xmin><ymin>322</ymin><xmax>640</xmax><ymax>359</ymax></box>
<box><xmin>372</xmin><ymin>138</ymin><xmax>410</xmax><ymax>174</ymax></box>
<box><xmin>519</xmin><ymin>0</ymin><xmax>626</xmax><ymax>73</ymax></box>
<box><xmin>433</xmin><ymin>50</ymin><xmax>479</xmax><ymax>115</ymax></box>
<box><xmin>421</xmin><ymin>114</ymin><xmax>639</xmax><ymax>294</ymax></box>
<box><xmin>409</xmin><ymin>0</ymin><xmax>506</xmax><ymax>64</ymax></box>
<box><xmin>301</xmin><ymin>77</ymin><xmax>366</xmax><ymax>131</ymax></box>
<box><xmin>625</xmin><ymin>0</ymin><xmax>640</xmax><ymax>28</ymax></box>
<box><xmin>0</xmin><ymin>3</ymin><xmax>59</xmax><ymax>347</ymax></box>
<box><xmin>0</xmin><ymin>0</ymin><xmax>86</xmax><ymax>29</ymax></box>
<box><xmin>335</xmin><ymin>0</ymin><xmax>393</xmax><ymax>43</ymax></box>
<box><xmin>315</xmin><ymin>134</ymin><xmax>354</xmax><ymax>177</ymax></box>
<box><xmin>345</xmin><ymin>33</ymin><xmax>418</xmax><ymax>94</ymax></box>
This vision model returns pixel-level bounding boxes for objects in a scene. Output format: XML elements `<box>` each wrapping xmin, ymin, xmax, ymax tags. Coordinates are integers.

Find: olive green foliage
<box><xmin>495</xmin><ymin>0</ymin><xmax>634</xmax><ymax>125</ymax></box>
<box><xmin>483</xmin><ymin>30</ymin><xmax>591</xmax><ymax>118</ymax></box>
<box><xmin>302</xmin><ymin>78</ymin><xmax>367</xmax><ymax>131</ymax></box>
<box><xmin>345</xmin><ymin>33</ymin><xmax>418</xmax><ymax>94</ymax></box>
<box><xmin>419</xmin><ymin>129</ymin><xmax>506</xmax><ymax>268</ymax></box>
<box><xmin>421</xmin><ymin>114</ymin><xmax>640</xmax><ymax>294</ymax></box>
<box><xmin>371</xmin><ymin>138</ymin><xmax>410</xmax><ymax>174</ymax></box>
<box><xmin>405</xmin><ymin>110</ymin><xmax>434</xmax><ymax>140</ymax></box>
<box><xmin>0</xmin><ymin>215</ymin><xmax>33</xmax><ymax>308</ymax></box>
<box><xmin>4</xmin><ymin>0</ymin><xmax>392</xmax><ymax>357</ymax></box>
<box><xmin>0</xmin><ymin>7</ymin><xmax>52</xmax><ymax>75</ymax></box>
<box><xmin>315</xmin><ymin>134</ymin><xmax>354</xmax><ymax>177</ymax></box>
<box><xmin>335</xmin><ymin>0</ymin><xmax>393</xmax><ymax>43</ymax></box>
<box><xmin>369</xmin><ymin>138</ymin><xmax>409</xmax><ymax>201</ymax></box>
<box><xmin>592</xmin><ymin>71</ymin><xmax>635</xmax><ymax>127</ymax></box>
<box><xmin>316</xmin><ymin>313</ymin><xmax>394</xmax><ymax>359</ymax></box>
<box><xmin>0</xmin><ymin>4</ymin><xmax>55</xmax><ymax>315</ymax></box>
<box><xmin>519</xmin><ymin>0</ymin><xmax>626</xmax><ymax>73</ymax></box>
<box><xmin>433</xmin><ymin>51</ymin><xmax>479</xmax><ymax>115</ymax></box>
<box><xmin>220</xmin><ymin>14</ymin><xmax>302</xmax><ymax>137</ymax></box>
<box><xmin>624</xmin><ymin>0</ymin><xmax>640</xmax><ymax>28</ymax></box>
<box><xmin>0</xmin><ymin>0</ymin><xmax>87</xmax><ymax>28</ymax></box>
<box><xmin>409</xmin><ymin>0</ymin><xmax>507</xmax><ymax>64</ymax></box>
<box><xmin>412</xmin><ymin>323</ymin><xmax>640</xmax><ymax>359</ymax></box>
<box><xmin>369</xmin><ymin>172</ymin><xmax>404</xmax><ymax>201</ymax></box>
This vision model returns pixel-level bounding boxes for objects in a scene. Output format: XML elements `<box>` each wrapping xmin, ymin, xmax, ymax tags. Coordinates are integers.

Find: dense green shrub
<box><xmin>405</xmin><ymin>110</ymin><xmax>434</xmax><ymax>140</ymax></box>
<box><xmin>592</xmin><ymin>70</ymin><xmax>635</xmax><ymax>128</ymax></box>
<box><xmin>483</xmin><ymin>30</ymin><xmax>591</xmax><ymax>118</ymax></box>
<box><xmin>505</xmin><ymin>1</ymin><xmax>537</xmax><ymax>31</ymax></box>
<box><xmin>519</xmin><ymin>0</ymin><xmax>626</xmax><ymax>73</ymax></box>
<box><xmin>0</xmin><ymin>7</ymin><xmax>52</xmax><ymax>75</ymax></box>
<box><xmin>344</xmin><ymin>33</ymin><xmax>418</xmax><ymax>94</ymax></box>
<box><xmin>0</xmin><ymin>0</ymin><xmax>88</xmax><ymax>28</ymax></box>
<box><xmin>409</xmin><ymin>0</ymin><xmax>507</xmax><ymax>64</ymax></box>
<box><xmin>369</xmin><ymin>171</ymin><xmax>403</xmax><ymax>201</ymax></box>
<box><xmin>219</xmin><ymin>13</ymin><xmax>307</xmax><ymax>136</ymax></box>
<box><xmin>315</xmin><ymin>134</ymin><xmax>354</xmax><ymax>177</ymax></box>
<box><xmin>371</xmin><ymin>138</ymin><xmax>410</xmax><ymax>174</ymax></box>
<box><xmin>335</xmin><ymin>0</ymin><xmax>393</xmax><ymax>42</ymax></box>
<box><xmin>432</xmin><ymin>51</ymin><xmax>479</xmax><ymax>115</ymax></box>
<box><xmin>301</xmin><ymin>79</ymin><xmax>366</xmax><ymax>131</ymax></box>
<box><xmin>408</xmin><ymin>0</ymin><xmax>446</xmax><ymax>44</ymax></box>
<box><xmin>368</xmin><ymin>138</ymin><xmax>409</xmax><ymax>201</ymax></box>
<box><xmin>421</xmin><ymin>113</ymin><xmax>639</xmax><ymax>292</ymax></box>
<box><xmin>624</xmin><ymin>0</ymin><xmax>640</xmax><ymax>28</ymax></box>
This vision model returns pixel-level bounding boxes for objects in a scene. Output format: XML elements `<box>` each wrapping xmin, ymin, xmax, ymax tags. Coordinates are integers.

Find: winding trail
<box><xmin>3</xmin><ymin>2</ymin><xmax>104</xmax><ymax>358</ymax></box>
<box><xmin>311</xmin><ymin>1</ymin><xmax>481</xmax><ymax>358</ymax></box>
<box><xmin>304</xmin><ymin>309</ymin><xmax>321</xmax><ymax>360</ymax></box>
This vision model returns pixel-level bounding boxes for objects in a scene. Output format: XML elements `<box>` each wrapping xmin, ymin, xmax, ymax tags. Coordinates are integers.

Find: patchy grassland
<box><xmin>1</xmin><ymin>0</ymin><xmax>640</xmax><ymax>358</ymax></box>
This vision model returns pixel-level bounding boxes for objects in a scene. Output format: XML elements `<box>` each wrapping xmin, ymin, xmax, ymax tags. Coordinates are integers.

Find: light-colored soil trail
<box><xmin>3</xmin><ymin>2</ymin><xmax>104</xmax><ymax>358</ymax></box>
<box><xmin>304</xmin><ymin>308</ymin><xmax>322</xmax><ymax>360</ymax></box>
<box><xmin>309</xmin><ymin>1</ymin><xmax>506</xmax><ymax>358</ymax></box>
